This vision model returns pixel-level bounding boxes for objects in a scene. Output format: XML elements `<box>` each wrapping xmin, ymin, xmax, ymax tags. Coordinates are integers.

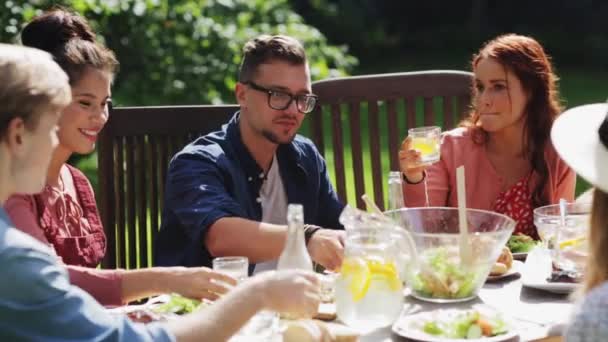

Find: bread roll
<box><xmin>490</xmin><ymin>262</ymin><xmax>508</xmax><ymax>276</ymax></box>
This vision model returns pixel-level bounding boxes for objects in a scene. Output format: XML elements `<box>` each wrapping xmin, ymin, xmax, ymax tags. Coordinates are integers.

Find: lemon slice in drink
<box><xmin>367</xmin><ymin>258</ymin><xmax>402</xmax><ymax>291</ymax></box>
<box><xmin>341</xmin><ymin>257</ymin><xmax>371</xmax><ymax>302</ymax></box>
<box><xmin>559</xmin><ymin>236</ymin><xmax>586</xmax><ymax>249</ymax></box>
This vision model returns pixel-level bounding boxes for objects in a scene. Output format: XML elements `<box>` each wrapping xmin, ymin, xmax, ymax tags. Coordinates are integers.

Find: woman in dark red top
<box><xmin>6</xmin><ymin>9</ymin><xmax>236</xmax><ymax>306</ymax></box>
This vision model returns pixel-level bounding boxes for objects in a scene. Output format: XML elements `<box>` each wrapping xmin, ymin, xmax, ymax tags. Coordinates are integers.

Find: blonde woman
<box><xmin>550</xmin><ymin>102</ymin><xmax>608</xmax><ymax>341</ymax></box>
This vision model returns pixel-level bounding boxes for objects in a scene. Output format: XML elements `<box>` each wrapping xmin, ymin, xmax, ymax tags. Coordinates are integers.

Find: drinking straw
<box><xmin>556</xmin><ymin>198</ymin><xmax>567</xmax><ymax>266</ymax></box>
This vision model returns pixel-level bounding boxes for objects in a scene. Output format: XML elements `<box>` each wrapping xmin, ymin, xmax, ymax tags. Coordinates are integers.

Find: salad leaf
<box><xmin>507</xmin><ymin>234</ymin><xmax>538</xmax><ymax>253</ymax></box>
<box><xmin>152</xmin><ymin>294</ymin><xmax>203</xmax><ymax>315</ymax></box>
<box><xmin>420</xmin><ymin>310</ymin><xmax>509</xmax><ymax>339</ymax></box>
<box><xmin>423</xmin><ymin>321</ymin><xmax>443</xmax><ymax>335</ymax></box>
<box><xmin>450</xmin><ymin>311</ymin><xmax>479</xmax><ymax>338</ymax></box>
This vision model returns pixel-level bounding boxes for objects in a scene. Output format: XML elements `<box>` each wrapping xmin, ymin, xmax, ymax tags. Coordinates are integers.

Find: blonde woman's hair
<box><xmin>583</xmin><ymin>188</ymin><xmax>608</xmax><ymax>293</ymax></box>
<box><xmin>0</xmin><ymin>43</ymin><xmax>71</xmax><ymax>139</ymax></box>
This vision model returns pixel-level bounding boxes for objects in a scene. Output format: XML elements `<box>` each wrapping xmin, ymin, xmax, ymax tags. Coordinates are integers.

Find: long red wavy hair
<box><xmin>460</xmin><ymin>34</ymin><xmax>563</xmax><ymax>207</ymax></box>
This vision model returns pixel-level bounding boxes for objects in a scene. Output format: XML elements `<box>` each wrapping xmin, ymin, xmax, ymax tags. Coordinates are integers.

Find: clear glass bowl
<box><xmin>385</xmin><ymin>207</ymin><xmax>515</xmax><ymax>303</ymax></box>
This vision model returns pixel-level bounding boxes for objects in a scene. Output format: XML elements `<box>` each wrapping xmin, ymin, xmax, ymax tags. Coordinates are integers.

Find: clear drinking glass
<box><xmin>534</xmin><ymin>202</ymin><xmax>590</xmax><ymax>274</ymax></box>
<box><xmin>212</xmin><ymin>256</ymin><xmax>249</xmax><ymax>283</ymax></box>
<box><xmin>408</xmin><ymin>126</ymin><xmax>441</xmax><ymax>165</ymax></box>
<box><xmin>214</xmin><ymin>257</ymin><xmax>279</xmax><ymax>341</ymax></box>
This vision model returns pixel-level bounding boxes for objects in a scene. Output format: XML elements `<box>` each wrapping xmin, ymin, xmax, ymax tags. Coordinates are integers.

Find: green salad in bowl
<box><xmin>385</xmin><ymin>207</ymin><xmax>515</xmax><ymax>303</ymax></box>
<box><xmin>409</xmin><ymin>247</ymin><xmax>484</xmax><ymax>302</ymax></box>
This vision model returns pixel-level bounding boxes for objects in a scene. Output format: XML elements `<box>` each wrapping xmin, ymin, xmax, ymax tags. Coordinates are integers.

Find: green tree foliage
<box><xmin>1</xmin><ymin>0</ymin><xmax>357</xmax><ymax>106</ymax></box>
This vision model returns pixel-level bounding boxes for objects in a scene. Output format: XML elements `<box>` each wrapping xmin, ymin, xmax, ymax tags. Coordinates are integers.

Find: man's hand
<box><xmin>307</xmin><ymin>229</ymin><xmax>345</xmax><ymax>271</ymax></box>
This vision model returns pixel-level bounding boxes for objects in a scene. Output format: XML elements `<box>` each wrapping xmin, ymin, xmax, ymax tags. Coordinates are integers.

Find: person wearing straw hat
<box><xmin>551</xmin><ymin>102</ymin><xmax>608</xmax><ymax>341</ymax></box>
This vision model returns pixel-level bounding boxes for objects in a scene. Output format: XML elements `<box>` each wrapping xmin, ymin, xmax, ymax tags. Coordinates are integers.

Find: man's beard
<box><xmin>261</xmin><ymin>129</ymin><xmax>296</xmax><ymax>145</ymax></box>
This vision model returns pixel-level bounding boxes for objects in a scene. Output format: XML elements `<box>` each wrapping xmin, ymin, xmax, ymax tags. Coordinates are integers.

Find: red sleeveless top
<box><xmin>34</xmin><ymin>165</ymin><xmax>106</xmax><ymax>267</ymax></box>
<box><xmin>493</xmin><ymin>173</ymin><xmax>539</xmax><ymax>240</ymax></box>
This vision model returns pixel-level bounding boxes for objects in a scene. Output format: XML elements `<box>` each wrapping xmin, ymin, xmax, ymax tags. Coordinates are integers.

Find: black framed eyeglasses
<box><xmin>245</xmin><ymin>81</ymin><xmax>318</xmax><ymax>114</ymax></box>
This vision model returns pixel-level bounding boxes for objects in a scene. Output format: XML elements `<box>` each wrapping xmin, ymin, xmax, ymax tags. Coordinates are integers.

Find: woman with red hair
<box><xmin>399</xmin><ymin>34</ymin><xmax>575</xmax><ymax>239</ymax></box>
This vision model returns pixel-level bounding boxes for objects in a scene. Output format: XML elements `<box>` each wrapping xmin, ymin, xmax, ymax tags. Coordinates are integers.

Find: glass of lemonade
<box><xmin>534</xmin><ymin>203</ymin><xmax>590</xmax><ymax>275</ymax></box>
<box><xmin>408</xmin><ymin>126</ymin><xmax>441</xmax><ymax>165</ymax></box>
<box><xmin>335</xmin><ymin>228</ymin><xmax>404</xmax><ymax>331</ymax></box>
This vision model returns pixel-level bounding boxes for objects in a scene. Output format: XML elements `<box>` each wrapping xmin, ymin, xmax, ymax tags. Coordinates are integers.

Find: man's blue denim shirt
<box><xmin>154</xmin><ymin>112</ymin><xmax>345</xmax><ymax>269</ymax></box>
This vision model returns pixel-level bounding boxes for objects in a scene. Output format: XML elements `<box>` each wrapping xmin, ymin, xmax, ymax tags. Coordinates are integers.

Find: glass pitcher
<box><xmin>335</xmin><ymin>228</ymin><xmax>404</xmax><ymax>330</ymax></box>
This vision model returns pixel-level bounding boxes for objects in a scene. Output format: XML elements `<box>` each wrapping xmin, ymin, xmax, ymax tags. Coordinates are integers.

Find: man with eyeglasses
<box><xmin>155</xmin><ymin>35</ymin><xmax>345</xmax><ymax>274</ymax></box>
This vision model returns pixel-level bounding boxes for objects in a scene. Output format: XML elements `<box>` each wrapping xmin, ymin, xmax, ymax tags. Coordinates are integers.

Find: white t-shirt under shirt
<box><xmin>253</xmin><ymin>154</ymin><xmax>288</xmax><ymax>274</ymax></box>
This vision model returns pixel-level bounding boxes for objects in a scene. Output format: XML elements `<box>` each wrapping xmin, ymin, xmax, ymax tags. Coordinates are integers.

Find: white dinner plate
<box><xmin>520</xmin><ymin>247</ymin><xmax>580</xmax><ymax>294</ymax></box>
<box><xmin>486</xmin><ymin>260</ymin><xmax>524</xmax><ymax>281</ymax></box>
<box><xmin>392</xmin><ymin>307</ymin><xmax>518</xmax><ymax>342</ymax></box>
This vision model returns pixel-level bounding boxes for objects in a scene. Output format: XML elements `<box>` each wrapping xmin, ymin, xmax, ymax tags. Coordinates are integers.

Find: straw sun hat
<box><xmin>551</xmin><ymin>103</ymin><xmax>608</xmax><ymax>193</ymax></box>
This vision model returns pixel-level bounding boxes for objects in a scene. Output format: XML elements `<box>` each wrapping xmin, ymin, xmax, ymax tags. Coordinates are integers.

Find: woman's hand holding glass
<box><xmin>399</xmin><ymin>136</ymin><xmax>428</xmax><ymax>183</ymax></box>
<box><xmin>164</xmin><ymin>266</ymin><xmax>237</xmax><ymax>301</ymax></box>
<box><xmin>399</xmin><ymin>126</ymin><xmax>441</xmax><ymax>183</ymax></box>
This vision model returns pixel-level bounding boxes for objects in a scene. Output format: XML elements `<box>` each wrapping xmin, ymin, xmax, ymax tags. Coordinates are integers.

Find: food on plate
<box><xmin>420</xmin><ymin>310</ymin><xmax>509</xmax><ymax>339</ymax></box>
<box><xmin>283</xmin><ymin>319</ymin><xmax>331</xmax><ymax>342</ymax></box>
<box><xmin>507</xmin><ymin>234</ymin><xmax>538</xmax><ymax>253</ymax></box>
<box><xmin>152</xmin><ymin>293</ymin><xmax>204</xmax><ymax>315</ymax></box>
<box><xmin>410</xmin><ymin>247</ymin><xmax>479</xmax><ymax>299</ymax></box>
<box><xmin>283</xmin><ymin>320</ymin><xmax>359</xmax><ymax>342</ymax></box>
<box><xmin>490</xmin><ymin>247</ymin><xmax>513</xmax><ymax>276</ymax></box>
<box><xmin>125</xmin><ymin>309</ymin><xmax>164</xmax><ymax>323</ymax></box>
<box><xmin>490</xmin><ymin>262</ymin><xmax>508</xmax><ymax>276</ymax></box>
<box><xmin>547</xmin><ymin>264</ymin><xmax>583</xmax><ymax>283</ymax></box>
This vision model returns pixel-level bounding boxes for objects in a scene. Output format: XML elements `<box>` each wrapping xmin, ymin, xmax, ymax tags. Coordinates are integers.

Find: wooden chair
<box><xmin>97</xmin><ymin>105</ymin><xmax>238</xmax><ymax>269</ymax></box>
<box><xmin>309</xmin><ymin>70</ymin><xmax>473</xmax><ymax>211</ymax></box>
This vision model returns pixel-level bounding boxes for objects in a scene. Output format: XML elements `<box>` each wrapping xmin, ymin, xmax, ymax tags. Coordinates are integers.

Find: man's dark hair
<box><xmin>238</xmin><ymin>35</ymin><xmax>306</xmax><ymax>83</ymax></box>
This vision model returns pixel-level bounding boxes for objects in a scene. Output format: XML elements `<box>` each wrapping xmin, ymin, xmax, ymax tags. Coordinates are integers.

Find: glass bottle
<box><xmin>387</xmin><ymin>171</ymin><xmax>405</xmax><ymax>211</ymax></box>
<box><xmin>277</xmin><ymin>204</ymin><xmax>313</xmax><ymax>271</ymax></box>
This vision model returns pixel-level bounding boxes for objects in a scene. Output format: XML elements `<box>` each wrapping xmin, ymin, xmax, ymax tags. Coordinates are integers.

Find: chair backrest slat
<box><xmin>114</xmin><ymin>137</ymin><xmax>126</xmax><ymax>268</ymax></box>
<box><xmin>329</xmin><ymin>104</ymin><xmax>347</xmax><ymax>204</ymax></box>
<box><xmin>423</xmin><ymin>97</ymin><xmax>434</xmax><ymax>126</ymax></box>
<box><xmin>148</xmin><ymin>135</ymin><xmax>160</xmax><ymax>245</ymax></box>
<box><xmin>99</xmin><ymin>105</ymin><xmax>238</xmax><ymax>269</ymax></box>
<box><xmin>443</xmin><ymin>95</ymin><xmax>456</xmax><ymax>129</ymax></box>
<box><xmin>459</xmin><ymin>94</ymin><xmax>470</xmax><ymax>122</ymax></box>
<box><xmin>386</xmin><ymin>99</ymin><xmax>400</xmax><ymax>172</ymax></box>
<box><xmin>312</xmin><ymin>70</ymin><xmax>473</xmax><ymax>209</ymax></box>
<box><xmin>125</xmin><ymin>136</ymin><xmax>137</xmax><ymax>269</ymax></box>
<box><xmin>135</xmin><ymin>135</ymin><xmax>148</xmax><ymax>267</ymax></box>
<box><xmin>311</xmin><ymin>108</ymin><xmax>325</xmax><ymax>154</ymax></box>
<box><xmin>367</xmin><ymin>100</ymin><xmax>384</xmax><ymax>211</ymax></box>
<box><xmin>348</xmin><ymin>102</ymin><xmax>366</xmax><ymax>210</ymax></box>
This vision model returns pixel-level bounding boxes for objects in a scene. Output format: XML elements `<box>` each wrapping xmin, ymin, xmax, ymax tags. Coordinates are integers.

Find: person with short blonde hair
<box><xmin>0</xmin><ymin>44</ymin><xmax>70</xmax><ymax>139</ymax></box>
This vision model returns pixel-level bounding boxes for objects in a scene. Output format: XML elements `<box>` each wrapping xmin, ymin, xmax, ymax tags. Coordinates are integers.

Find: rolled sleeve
<box><xmin>165</xmin><ymin>151</ymin><xmax>246</xmax><ymax>241</ymax></box>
